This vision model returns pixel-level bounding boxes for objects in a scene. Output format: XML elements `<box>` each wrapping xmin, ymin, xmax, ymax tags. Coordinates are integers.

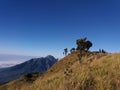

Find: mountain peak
<box><xmin>0</xmin><ymin>55</ymin><xmax>57</xmax><ymax>84</ymax></box>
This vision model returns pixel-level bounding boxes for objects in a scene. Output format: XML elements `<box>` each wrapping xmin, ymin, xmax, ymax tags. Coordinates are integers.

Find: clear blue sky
<box><xmin>0</xmin><ymin>0</ymin><xmax>120</xmax><ymax>58</ymax></box>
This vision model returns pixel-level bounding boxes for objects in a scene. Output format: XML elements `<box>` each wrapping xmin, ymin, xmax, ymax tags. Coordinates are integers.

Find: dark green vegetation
<box><xmin>76</xmin><ymin>37</ymin><xmax>92</xmax><ymax>51</ymax></box>
<box><xmin>63</xmin><ymin>48</ymin><xmax>68</xmax><ymax>56</ymax></box>
<box><xmin>24</xmin><ymin>72</ymin><xmax>42</xmax><ymax>83</ymax></box>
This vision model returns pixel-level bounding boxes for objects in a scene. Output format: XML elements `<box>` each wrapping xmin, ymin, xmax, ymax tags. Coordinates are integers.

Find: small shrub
<box><xmin>25</xmin><ymin>72</ymin><xmax>42</xmax><ymax>83</ymax></box>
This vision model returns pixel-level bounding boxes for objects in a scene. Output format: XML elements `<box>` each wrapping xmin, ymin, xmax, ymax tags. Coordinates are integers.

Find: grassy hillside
<box><xmin>1</xmin><ymin>51</ymin><xmax>120</xmax><ymax>90</ymax></box>
<box><xmin>0</xmin><ymin>72</ymin><xmax>41</xmax><ymax>90</ymax></box>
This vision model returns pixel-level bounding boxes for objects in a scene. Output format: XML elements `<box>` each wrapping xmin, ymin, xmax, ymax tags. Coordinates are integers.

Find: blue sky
<box><xmin>0</xmin><ymin>0</ymin><xmax>120</xmax><ymax>58</ymax></box>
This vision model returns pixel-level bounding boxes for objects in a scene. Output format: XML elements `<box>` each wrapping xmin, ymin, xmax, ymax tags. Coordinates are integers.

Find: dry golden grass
<box><xmin>1</xmin><ymin>52</ymin><xmax>120</xmax><ymax>90</ymax></box>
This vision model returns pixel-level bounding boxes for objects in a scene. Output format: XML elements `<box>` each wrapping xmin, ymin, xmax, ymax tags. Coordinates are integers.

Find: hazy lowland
<box><xmin>0</xmin><ymin>54</ymin><xmax>34</xmax><ymax>68</ymax></box>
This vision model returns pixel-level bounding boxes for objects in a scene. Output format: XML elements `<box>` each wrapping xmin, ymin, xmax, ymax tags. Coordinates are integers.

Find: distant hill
<box><xmin>1</xmin><ymin>52</ymin><xmax>120</xmax><ymax>90</ymax></box>
<box><xmin>0</xmin><ymin>55</ymin><xmax>57</xmax><ymax>84</ymax></box>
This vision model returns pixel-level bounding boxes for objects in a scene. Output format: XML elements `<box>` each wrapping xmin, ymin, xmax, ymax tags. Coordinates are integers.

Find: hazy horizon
<box><xmin>0</xmin><ymin>54</ymin><xmax>58</xmax><ymax>68</ymax></box>
<box><xmin>0</xmin><ymin>54</ymin><xmax>35</xmax><ymax>68</ymax></box>
<box><xmin>0</xmin><ymin>0</ymin><xmax>120</xmax><ymax>58</ymax></box>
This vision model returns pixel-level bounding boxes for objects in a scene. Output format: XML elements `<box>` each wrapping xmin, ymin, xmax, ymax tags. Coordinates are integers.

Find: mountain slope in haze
<box><xmin>0</xmin><ymin>55</ymin><xmax>57</xmax><ymax>84</ymax></box>
<box><xmin>0</xmin><ymin>63</ymin><xmax>17</xmax><ymax>68</ymax></box>
<box><xmin>0</xmin><ymin>54</ymin><xmax>34</xmax><ymax>67</ymax></box>
<box><xmin>1</xmin><ymin>52</ymin><xmax>120</xmax><ymax>90</ymax></box>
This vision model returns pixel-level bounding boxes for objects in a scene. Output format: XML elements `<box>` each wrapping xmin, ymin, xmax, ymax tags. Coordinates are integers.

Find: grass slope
<box><xmin>1</xmin><ymin>52</ymin><xmax>120</xmax><ymax>90</ymax></box>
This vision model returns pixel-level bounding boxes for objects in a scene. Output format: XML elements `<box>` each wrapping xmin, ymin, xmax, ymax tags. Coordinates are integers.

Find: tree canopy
<box><xmin>76</xmin><ymin>37</ymin><xmax>93</xmax><ymax>51</ymax></box>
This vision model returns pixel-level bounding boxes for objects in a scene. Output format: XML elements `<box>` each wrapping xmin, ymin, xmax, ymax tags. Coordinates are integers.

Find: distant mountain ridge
<box><xmin>0</xmin><ymin>55</ymin><xmax>57</xmax><ymax>84</ymax></box>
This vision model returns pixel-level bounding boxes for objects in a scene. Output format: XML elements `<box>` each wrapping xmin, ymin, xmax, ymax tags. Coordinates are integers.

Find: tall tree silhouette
<box><xmin>76</xmin><ymin>37</ymin><xmax>93</xmax><ymax>63</ymax></box>
<box><xmin>64</xmin><ymin>48</ymin><xmax>68</xmax><ymax>56</ymax></box>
